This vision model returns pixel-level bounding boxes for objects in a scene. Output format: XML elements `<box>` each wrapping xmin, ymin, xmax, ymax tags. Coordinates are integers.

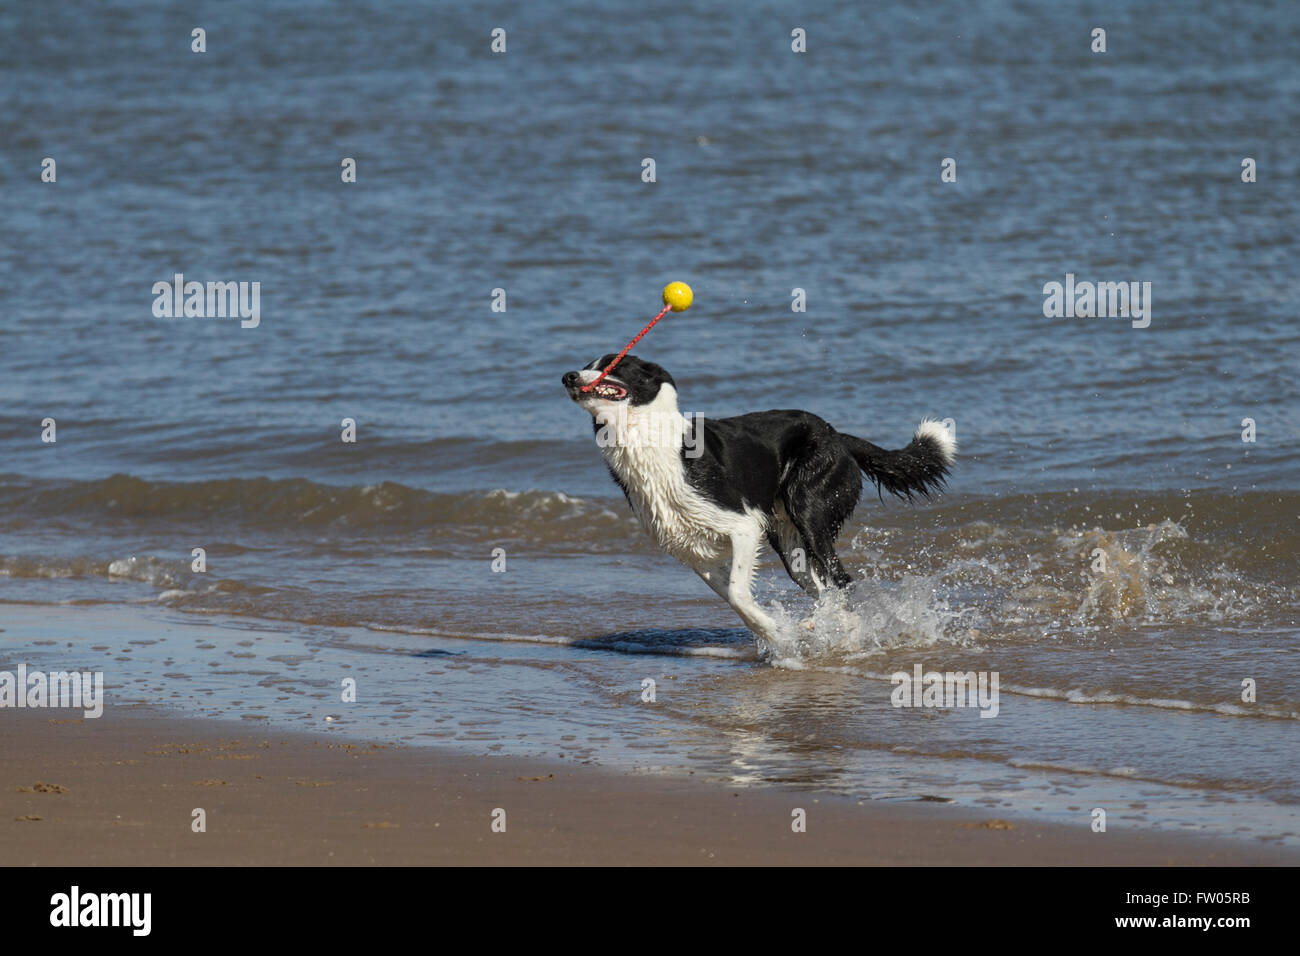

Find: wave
<box><xmin>995</xmin><ymin>682</ymin><xmax>1300</xmax><ymax>720</ymax></box>
<box><xmin>0</xmin><ymin>473</ymin><xmax>631</xmax><ymax>539</ymax></box>
<box><xmin>2</xmin><ymin>475</ymin><xmax>1295</xmax><ymax>679</ymax></box>
<box><xmin>3</xmin><ymin>473</ymin><xmax>1296</xmax><ymax>549</ymax></box>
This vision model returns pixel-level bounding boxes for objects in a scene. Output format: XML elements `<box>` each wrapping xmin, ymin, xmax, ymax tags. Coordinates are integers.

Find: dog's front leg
<box><xmin>693</xmin><ymin>564</ymin><xmax>731</xmax><ymax>602</ymax></box>
<box><xmin>692</xmin><ymin>557</ymin><xmax>776</xmax><ymax>640</ymax></box>
<box><xmin>724</xmin><ymin>529</ymin><xmax>779</xmax><ymax>641</ymax></box>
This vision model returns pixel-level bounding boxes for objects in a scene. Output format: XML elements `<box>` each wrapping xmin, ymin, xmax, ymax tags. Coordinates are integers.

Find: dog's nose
<box><xmin>562</xmin><ymin>371</ymin><xmax>580</xmax><ymax>387</ymax></box>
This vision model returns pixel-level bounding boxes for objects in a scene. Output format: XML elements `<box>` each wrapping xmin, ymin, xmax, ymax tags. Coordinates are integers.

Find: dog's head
<box><xmin>562</xmin><ymin>354</ymin><xmax>676</xmax><ymax>415</ymax></box>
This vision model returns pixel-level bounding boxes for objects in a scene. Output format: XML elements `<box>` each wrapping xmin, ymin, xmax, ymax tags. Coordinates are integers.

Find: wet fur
<box><xmin>563</xmin><ymin>354</ymin><xmax>955</xmax><ymax>643</ymax></box>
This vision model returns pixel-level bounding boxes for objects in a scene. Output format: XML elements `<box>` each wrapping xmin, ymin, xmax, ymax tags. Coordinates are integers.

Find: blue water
<box><xmin>1</xmin><ymin>0</ymin><xmax>1298</xmax><ymax>847</ymax></box>
<box><xmin>3</xmin><ymin>0</ymin><xmax>1297</xmax><ymax>491</ymax></box>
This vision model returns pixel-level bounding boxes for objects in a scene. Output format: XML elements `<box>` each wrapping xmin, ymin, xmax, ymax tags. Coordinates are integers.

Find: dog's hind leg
<box><xmin>817</xmin><ymin>547</ymin><xmax>853</xmax><ymax>589</ymax></box>
<box><xmin>781</xmin><ymin>448</ymin><xmax>860</xmax><ymax>590</ymax></box>
<box><xmin>768</xmin><ymin>503</ymin><xmax>825</xmax><ymax>597</ymax></box>
<box><xmin>798</xmin><ymin>531</ymin><xmax>853</xmax><ymax>590</ymax></box>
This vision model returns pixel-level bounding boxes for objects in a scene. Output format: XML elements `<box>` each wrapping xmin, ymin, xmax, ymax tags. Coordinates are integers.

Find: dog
<box><xmin>563</xmin><ymin>354</ymin><xmax>955</xmax><ymax>643</ymax></box>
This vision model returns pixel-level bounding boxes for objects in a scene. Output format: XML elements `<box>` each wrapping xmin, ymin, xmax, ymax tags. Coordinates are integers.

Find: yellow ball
<box><xmin>662</xmin><ymin>281</ymin><xmax>693</xmax><ymax>312</ymax></box>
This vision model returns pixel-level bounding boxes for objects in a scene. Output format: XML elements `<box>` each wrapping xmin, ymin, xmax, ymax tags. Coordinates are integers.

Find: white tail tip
<box><xmin>915</xmin><ymin>418</ymin><xmax>957</xmax><ymax>464</ymax></box>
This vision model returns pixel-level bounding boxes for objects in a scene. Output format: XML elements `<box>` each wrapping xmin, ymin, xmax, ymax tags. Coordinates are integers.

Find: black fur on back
<box><xmin>562</xmin><ymin>353</ymin><xmax>953</xmax><ymax>596</ymax></box>
<box><xmin>678</xmin><ymin>409</ymin><xmax>951</xmax><ymax>591</ymax></box>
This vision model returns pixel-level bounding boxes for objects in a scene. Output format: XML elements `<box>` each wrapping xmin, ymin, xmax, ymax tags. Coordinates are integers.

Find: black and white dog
<box><xmin>563</xmin><ymin>354</ymin><xmax>955</xmax><ymax>643</ymax></box>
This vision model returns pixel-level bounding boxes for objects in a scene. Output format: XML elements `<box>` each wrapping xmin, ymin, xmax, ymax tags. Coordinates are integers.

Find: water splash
<box><xmin>760</xmin><ymin>574</ymin><xmax>975</xmax><ymax>667</ymax></box>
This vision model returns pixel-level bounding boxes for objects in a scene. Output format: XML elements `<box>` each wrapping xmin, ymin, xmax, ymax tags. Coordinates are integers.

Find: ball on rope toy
<box><xmin>580</xmin><ymin>282</ymin><xmax>693</xmax><ymax>392</ymax></box>
<box><xmin>662</xmin><ymin>281</ymin><xmax>693</xmax><ymax>312</ymax></box>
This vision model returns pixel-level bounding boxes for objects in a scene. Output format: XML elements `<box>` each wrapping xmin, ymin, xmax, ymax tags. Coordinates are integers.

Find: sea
<box><xmin>2</xmin><ymin>0</ymin><xmax>1297</xmax><ymax>846</ymax></box>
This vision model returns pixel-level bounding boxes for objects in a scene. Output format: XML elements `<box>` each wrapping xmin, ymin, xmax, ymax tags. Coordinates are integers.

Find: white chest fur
<box><xmin>595</xmin><ymin>386</ymin><xmax>755</xmax><ymax>567</ymax></box>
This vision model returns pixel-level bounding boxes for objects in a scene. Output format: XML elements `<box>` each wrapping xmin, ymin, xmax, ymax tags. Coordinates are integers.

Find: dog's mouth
<box><xmin>576</xmin><ymin>380</ymin><xmax>628</xmax><ymax>401</ymax></box>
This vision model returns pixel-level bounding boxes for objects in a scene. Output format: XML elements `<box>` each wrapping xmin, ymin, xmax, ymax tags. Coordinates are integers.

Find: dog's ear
<box><xmin>636</xmin><ymin>358</ymin><xmax>675</xmax><ymax>390</ymax></box>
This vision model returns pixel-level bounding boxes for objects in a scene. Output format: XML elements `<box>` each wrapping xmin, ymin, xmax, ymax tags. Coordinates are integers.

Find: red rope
<box><xmin>580</xmin><ymin>303</ymin><xmax>673</xmax><ymax>391</ymax></box>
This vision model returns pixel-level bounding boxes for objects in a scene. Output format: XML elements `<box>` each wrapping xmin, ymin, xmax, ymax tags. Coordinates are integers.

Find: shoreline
<box><xmin>4</xmin><ymin>600</ymin><xmax>1298</xmax><ymax>864</ymax></box>
<box><xmin>4</xmin><ymin>704</ymin><xmax>1297</xmax><ymax>866</ymax></box>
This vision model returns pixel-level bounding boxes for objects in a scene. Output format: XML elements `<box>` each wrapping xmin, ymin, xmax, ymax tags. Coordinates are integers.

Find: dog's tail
<box><xmin>840</xmin><ymin>419</ymin><xmax>956</xmax><ymax>502</ymax></box>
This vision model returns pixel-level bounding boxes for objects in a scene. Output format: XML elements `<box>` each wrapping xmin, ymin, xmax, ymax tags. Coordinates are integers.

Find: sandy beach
<box><xmin>4</xmin><ymin>600</ymin><xmax>1299</xmax><ymax>866</ymax></box>
<box><xmin>4</xmin><ymin>703</ymin><xmax>1296</xmax><ymax>867</ymax></box>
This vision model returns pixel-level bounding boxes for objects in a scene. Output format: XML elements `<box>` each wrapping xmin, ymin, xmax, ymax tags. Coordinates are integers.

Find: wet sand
<box><xmin>4</xmin><ymin>706</ymin><xmax>1296</xmax><ymax>866</ymax></box>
